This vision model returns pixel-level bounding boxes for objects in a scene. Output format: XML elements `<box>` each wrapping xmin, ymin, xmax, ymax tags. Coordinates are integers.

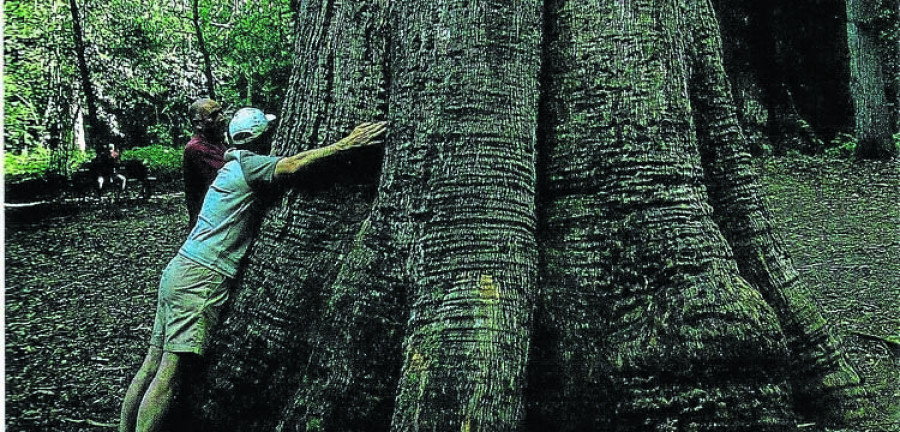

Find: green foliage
<box><xmin>146</xmin><ymin>124</ymin><xmax>174</xmax><ymax>148</ymax></box>
<box><xmin>4</xmin><ymin>91</ymin><xmax>45</xmax><ymax>150</ymax></box>
<box><xmin>4</xmin><ymin>143</ymin><xmax>182</xmax><ymax>185</ymax></box>
<box><xmin>305</xmin><ymin>418</ymin><xmax>323</xmax><ymax>432</ymax></box>
<box><xmin>203</xmin><ymin>0</ymin><xmax>295</xmax><ymax>111</ymax></box>
<box><xmin>824</xmin><ymin>132</ymin><xmax>900</xmax><ymax>159</ymax></box>
<box><xmin>121</xmin><ymin>144</ymin><xmax>183</xmax><ymax>178</ymax></box>
<box><xmin>797</xmin><ymin>118</ymin><xmax>825</xmax><ymax>154</ymax></box>
<box><xmin>6</xmin><ymin>0</ymin><xmax>293</xmax><ymax>159</ymax></box>
<box><xmin>4</xmin><ymin>0</ymin><xmax>75</xmax><ymax>153</ymax></box>
<box><xmin>4</xmin><ymin>148</ymin><xmax>53</xmax><ymax>183</ymax></box>
<box><xmin>4</xmin><ymin>147</ymin><xmax>92</xmax><ymax>183</ymax></box>
<box><xmin>825</xmin><ymin>133</ymin><xmax>858</xmax><ymax>158</ymax></box>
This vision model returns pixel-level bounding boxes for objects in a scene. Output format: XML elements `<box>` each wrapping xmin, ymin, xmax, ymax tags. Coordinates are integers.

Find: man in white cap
<box><xmin>119</xmin><ymin>108</ymin><xmax>386</xmax><ymax>432</ymax></box>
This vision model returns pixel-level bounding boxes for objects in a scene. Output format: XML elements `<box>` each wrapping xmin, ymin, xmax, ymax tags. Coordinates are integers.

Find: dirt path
<box><xmin>4</xmin><ymin>157</ymin><xmax>898</xmax><ymax>430</ymax></box>
<box><xmin>760</xmin><ymin>157</ymin><xmax>900</xmax><ymax>430</ymax></box>
<box><xmin>5</xmin><ymin>197</ymin><xmax>186</xmax><ymax>430</ymax></box>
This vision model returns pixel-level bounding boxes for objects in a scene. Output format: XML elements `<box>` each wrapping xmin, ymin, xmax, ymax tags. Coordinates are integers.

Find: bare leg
<box><xmin>120</xmin><ymin>347</ymin><xmax>163</xmax><ymax>432</ymax></box>
<box><xmin>136</xmin><ymin>352</ymin><xmax>185</xmax><ymax>432</ymax></box>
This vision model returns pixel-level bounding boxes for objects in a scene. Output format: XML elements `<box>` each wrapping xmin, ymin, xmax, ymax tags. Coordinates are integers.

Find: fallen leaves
<box><xmin>6</xmin><ymin>196</ymin><xmax>185</xmax><ymax>430</ymax></box>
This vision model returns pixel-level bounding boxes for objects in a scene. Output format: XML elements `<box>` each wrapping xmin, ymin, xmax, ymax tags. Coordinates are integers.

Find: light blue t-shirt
<box><xmin>178</xmin><ymin>149</ymin><xmax>281</xmax><ymax>278</ymax></box>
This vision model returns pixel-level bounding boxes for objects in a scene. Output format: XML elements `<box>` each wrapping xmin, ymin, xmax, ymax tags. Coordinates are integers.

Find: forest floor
<box><xmin>4</xmin><ymin>156</ymin><xmax>899</xmax><ymax>431</ymax></box>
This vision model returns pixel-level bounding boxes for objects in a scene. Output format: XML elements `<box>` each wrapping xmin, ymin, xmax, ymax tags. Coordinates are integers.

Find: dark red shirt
<box><xmin>183</xmin><ymin>134</ymin><xmax>227</xmax><ymax>230</ymax></box>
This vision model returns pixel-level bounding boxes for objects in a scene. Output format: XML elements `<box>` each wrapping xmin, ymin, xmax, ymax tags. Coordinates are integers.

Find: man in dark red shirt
<box><xmin>183</xmin><ymin>98</ymin><xmax>227</xmax><ymax>230</ymax></box>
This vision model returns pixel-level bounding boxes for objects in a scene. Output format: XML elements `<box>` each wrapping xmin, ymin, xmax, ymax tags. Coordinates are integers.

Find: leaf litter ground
<box><xmin>5</xmin><ymin>157</ymin><xmax>898</xmax><ymax>430</ymax></box>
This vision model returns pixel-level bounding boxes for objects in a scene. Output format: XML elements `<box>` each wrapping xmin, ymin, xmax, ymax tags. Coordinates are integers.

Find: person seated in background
<box><xmin>91</xmin><ymin>143</ymin><xmax>127</xmax><ymax>195</ymax></box>
<box><xmin>119</xmin><ymin>107</ymin><xmax>387</xmax><ymax>432</ymax></box>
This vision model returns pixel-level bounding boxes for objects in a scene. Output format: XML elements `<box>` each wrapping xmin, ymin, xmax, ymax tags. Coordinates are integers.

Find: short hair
<box><xmin>189</xmin><ymin>98</ymin><xmax>221</xmax><ymax>122</ymax></box>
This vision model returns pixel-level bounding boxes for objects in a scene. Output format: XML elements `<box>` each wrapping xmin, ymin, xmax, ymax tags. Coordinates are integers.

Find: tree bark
<box><xmin>68</xmin><ymin>0</ymin><xmax>104</xmax><ymax>153</ymax></box>
<box><xmin>847</xmin><ymin>0</ymin><xmax>896</xmax><ymax>159</ymax></box>
<box><xmin>185</xmin><ymin>0</ymin><xmax>865</xmax><ymax>430</ymax></box>
<box><xmin>528</xmin><ymin>1</ymin><xmax>808</xmax><ymax>429</ymax></box>
<box><xmin>386</xmin><ymin>1</ymin><xmax>541</xmax><ymax>430</ymax></box>
<box><xmin>709</xmin><ymin>0</ymin><xmax>771</xmax><ymax>155</ymax></box>
<box><xmin>192</xmin><ymin>0</ymin><xmax>217</xmax><ymax>100</ymax></box>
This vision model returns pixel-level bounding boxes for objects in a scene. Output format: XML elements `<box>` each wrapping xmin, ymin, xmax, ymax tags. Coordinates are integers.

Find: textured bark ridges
<box><xmin>186</xmin><ymin>0</ymin><xmax>866</xmax><ymax>430</ymax></box>
<box><xmin>276</xmin><ymin>211</ymin><xmax>405</xmax><ymax>432</ymax></box>
<box><xmin>388</xmin><ymin>1</ymin><xmax>541</xmax><ymax>431</ymax></box>
<box><xmin>196</xmin><ymin>194</ymin><xmax>376</xmax><ymax>430</ymax></box>
<box><xmin>847</xmin><ymin>0</ymin><xmax>897</xmax><ymax>159</ymax></box>
<box><xmin>528</xmin><ymin>1</ymin><xmax>802</xmax><ymax>429</ymax></box>
<box><xmin>708</xmin><ymin>0</ymin><xmax>770</xmax><ymax>156</ymax></box>
<box><xmin>193</xmin><ymin>0</ymin><xmax>391</xmax><ymax>429</ymax></box>
<box><xmin>692</xmin><ymin>1</ymin><xmax>867</xmax><ymax>425</ymax></box>
<box><xmin>267</xmin><ymin>2</ymin><xmax>408</xmax><ymax>430</ymax></box>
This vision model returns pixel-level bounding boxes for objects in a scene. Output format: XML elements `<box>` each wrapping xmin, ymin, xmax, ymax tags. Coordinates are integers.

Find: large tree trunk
<box><xmin>527</xmin><ymin>1</ymin><xmax>863</xmax><ymax>429</ymax></box>
<box><xmin>185</xmin><ymin>0</ymin><xmax>864</xmax><ymax>430</ymax></box>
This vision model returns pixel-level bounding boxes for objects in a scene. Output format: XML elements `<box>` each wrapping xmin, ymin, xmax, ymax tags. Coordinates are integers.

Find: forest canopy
<box><xmin>4</xmin><ymin>0</ymin><xmax>899</xmax><ymax>171</ymax></box>
<box><xmin>4</xmin><ymin>0</ymin><xmax>293</xmax><ymax>159</ymax></box>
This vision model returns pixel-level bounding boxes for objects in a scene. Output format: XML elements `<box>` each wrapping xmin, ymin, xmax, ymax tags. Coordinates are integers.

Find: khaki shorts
<box><xmin>149</xmin><ymin>254</ymin><xmax>232</xmax><ymax>355</ymax></box>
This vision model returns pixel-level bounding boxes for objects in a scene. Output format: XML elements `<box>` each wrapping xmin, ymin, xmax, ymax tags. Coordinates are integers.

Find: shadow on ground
<box><xmin>4</xmin><ymin>157</ymin><xmax>899</xmax><ymax>430</ymax></box>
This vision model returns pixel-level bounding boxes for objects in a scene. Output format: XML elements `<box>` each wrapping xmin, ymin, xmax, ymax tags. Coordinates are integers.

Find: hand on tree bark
<box><xmin>333</xmin><ymin>121</ymin><xmax>387</xmax><ymax>151</ymax></box>
<box><xmin>275</xmin><ymin>122</ymin><xmax>387</xmax><ymax>176</ymax></box>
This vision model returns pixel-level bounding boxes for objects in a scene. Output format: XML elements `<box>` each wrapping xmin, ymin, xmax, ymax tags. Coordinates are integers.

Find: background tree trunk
<box><xmin>847</xmin><ymin>0</ymin><xmax>899</xmax><ymax>159</ymax></box>
<box><xmin>192</xmin><ymin>0</ymin><xmax>217</xmax><ymax>100</ymax></box>
<box><xmin>186</xmin><ymin>0</ymin><xmax>865</xmax><ymax>430</ymax></box>
<box><xmin>68</xmin><ymin>0</ymin><xmax>104</xmax><ymax>154</ymax></box>
<box><xmin>711</xmin><ymin>0</ymin><xmax>855</xmax><ymax>156</ymax></box>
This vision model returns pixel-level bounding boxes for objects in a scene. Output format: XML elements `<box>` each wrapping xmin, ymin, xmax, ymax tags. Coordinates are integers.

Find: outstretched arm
<box><xmin>274</xmin><ymin>122</ymin><xmax>387</xmax><ymax>177</ymax></box>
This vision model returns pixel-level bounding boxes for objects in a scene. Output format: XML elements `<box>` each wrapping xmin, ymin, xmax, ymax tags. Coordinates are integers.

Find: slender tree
<box><xmin>192</xmin><ymin>0</ymin><xmax>217</xmax><ymax>100</ymax></box>
<box><xmin>68</xmin><ymin>0</ymin><xmax>105</xmax><ymax>153</ymax></box>
<box><xmin>181</xmin><ymin>0</ymin><xmax>865</xmax><ymax>430</ymax></box>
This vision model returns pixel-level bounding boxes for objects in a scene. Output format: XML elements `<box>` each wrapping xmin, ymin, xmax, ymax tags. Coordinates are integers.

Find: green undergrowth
<box><xmin>4</xmin><ymin>144</ymin><xmax>183</xmax><ymax>184</ymax></box>
<box><xmin>119</xmin><ymin>144</ymin><xmax>183</xmax><ymax>180</ymax></box>
<box><xmin>3</xmin><ymin>147</ymin><xmax>93</xmax><ymax>183</ymax></box>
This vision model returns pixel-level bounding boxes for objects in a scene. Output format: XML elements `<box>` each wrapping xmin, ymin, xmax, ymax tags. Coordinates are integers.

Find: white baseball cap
<box><xmin>229</xmin><ymin>107</ymin><xmax>277</xmax><ymax>146</ymax></box>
